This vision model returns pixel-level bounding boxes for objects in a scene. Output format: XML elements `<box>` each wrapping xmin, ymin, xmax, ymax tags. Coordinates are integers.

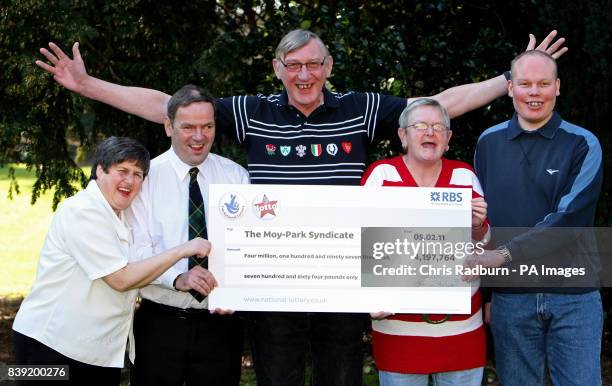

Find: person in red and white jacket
<box><xmin>362</xmin><ymin>98</ymin><xmax>489</xmax><ymax>386</ymax></box>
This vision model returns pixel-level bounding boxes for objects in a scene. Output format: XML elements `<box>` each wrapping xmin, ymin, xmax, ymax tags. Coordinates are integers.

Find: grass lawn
<box><xmin>0</xmin><ymin>164</ymin><xmax>56</xmax><ymax>297</ymax></box>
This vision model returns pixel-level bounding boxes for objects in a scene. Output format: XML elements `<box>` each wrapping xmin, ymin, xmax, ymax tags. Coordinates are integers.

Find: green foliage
<box><xmin>1</xmin><ymin>0</ymin><xmax>610</xmax><ymax>221</ymax></box>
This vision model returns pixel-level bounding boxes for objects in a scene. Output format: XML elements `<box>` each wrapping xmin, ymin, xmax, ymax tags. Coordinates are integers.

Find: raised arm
<box><xmin>36</xmin><ymin>42</ymin><xmax>169</xmax><ymax>123</ymax></box>
<box><xmin>411</xmin><ymin>30</ymin><xmax>568</xmax><ymax>118</ymax></box>
<box><xmin>426</xmin><ymin>74</ymin><xmax>508</xmax><ymax>119</ymax></box>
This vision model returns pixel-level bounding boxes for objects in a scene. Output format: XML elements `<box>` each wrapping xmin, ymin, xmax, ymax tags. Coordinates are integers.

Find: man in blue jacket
<box><xmin>473</xmin><ymin>50</ymin><xmax>603</xmax><ymax>386</ymax></box>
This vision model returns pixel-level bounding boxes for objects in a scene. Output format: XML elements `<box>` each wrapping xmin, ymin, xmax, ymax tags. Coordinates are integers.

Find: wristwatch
<box><xmin>496</xmin><ymin>246</ymin><xmax>513</xmax><ymax>265</ymax></box>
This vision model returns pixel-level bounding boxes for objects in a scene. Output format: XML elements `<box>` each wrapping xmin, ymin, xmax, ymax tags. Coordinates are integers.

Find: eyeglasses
<box><xmin>278</xmin><ymin>58</ymin><xmax>326</xmax><ymax>72</ymax></box>
<box><xmin>407</xmin><ymin>122</ymin><xmax>449</xmax><ymax>133</ymax></box>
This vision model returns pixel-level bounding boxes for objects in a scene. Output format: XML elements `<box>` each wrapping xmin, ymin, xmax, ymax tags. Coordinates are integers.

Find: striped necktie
<box><xmin>187</xmin><ymin>167</ymin><xmax>207</xmax><ymax>301</ymax></box>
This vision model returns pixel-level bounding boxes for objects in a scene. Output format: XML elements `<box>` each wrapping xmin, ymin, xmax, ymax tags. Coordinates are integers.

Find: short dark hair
<box><xmin>90</xmin><ymin>136</ymin><xmax>150</xmax><ymax>180</ymax></box>
<box><xmin>167</xmin><ymin>85</ymin><xmax>216</xmax><ymax>123</ymax></box>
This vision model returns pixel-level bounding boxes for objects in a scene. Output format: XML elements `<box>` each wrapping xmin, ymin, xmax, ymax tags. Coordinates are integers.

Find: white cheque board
<box><xmin>208</xmin><ymin>184</ymin><xmax>473</xmax><ymax>314</ymax></box>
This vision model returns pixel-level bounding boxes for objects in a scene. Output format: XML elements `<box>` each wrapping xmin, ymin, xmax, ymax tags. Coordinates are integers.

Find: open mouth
<box><xmin>190</xmin><ymin>144</ymin><xmax>205</xmax><ymax>151</ymax></box>
<box><xmin>117</xmin><ymin>187</ymin><xmax>131</xmax><ymax>197</ymax></box>
<box><xmin>297</xmin><ymin>84</ymin><xmax>313</xmax><ymax>89</ymax></box>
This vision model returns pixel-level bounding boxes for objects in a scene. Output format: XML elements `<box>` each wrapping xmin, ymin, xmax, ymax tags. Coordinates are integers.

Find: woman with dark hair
<box><xmin>362</xmin><ymin>99</ymin><xmax>489</xmax><ymax>386</ymax></box>
<box><xmin>12</xmin><ymin>137</ymin><xmax>212</xmax><ymax>385</ymax></box>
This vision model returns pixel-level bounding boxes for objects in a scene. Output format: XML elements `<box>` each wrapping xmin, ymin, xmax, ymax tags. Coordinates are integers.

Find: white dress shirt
<box><xmin>126</xmin><ymin>148</ymin><xmax>249</xmax><ymax>309</ymax></box>
<box><xmin>13</xmin><ymin>181</ymin><xmax>137</xmax><ymax>367</ymax></box>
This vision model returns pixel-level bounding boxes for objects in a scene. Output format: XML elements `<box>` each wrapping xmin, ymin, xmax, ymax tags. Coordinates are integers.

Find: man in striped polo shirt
<box><xmin>37</xmin><ymin>29</ymin><xmax>566</xmax><ymax>386</ymax></box>
<box><xmin>473</xmin><ymin>50</ymin><xmax>603</xmax><ymax>385</ymax></box>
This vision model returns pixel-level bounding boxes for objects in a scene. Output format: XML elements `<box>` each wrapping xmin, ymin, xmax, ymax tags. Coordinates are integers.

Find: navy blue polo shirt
<box><xmin>216</xmin><ymin>88</ymin><xmax>407</xmax><ymax>185</ymax></box>
<box><xmin>475</xmin><ymin>112</ymin><xmax>603</xmax><ymax>291</ymax></box>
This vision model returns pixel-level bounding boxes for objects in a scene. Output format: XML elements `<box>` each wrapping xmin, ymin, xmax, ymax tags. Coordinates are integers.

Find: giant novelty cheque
<box><xmin>208</xmin><ymin>184</ymin><xmax>478</xmax><ymax>314</ymax></box>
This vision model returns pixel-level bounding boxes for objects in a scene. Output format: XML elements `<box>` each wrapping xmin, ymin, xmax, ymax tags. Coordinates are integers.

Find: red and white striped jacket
<box><xmin>361</xmin><ymin>156</ymin><xmax>488</xmax><ymax>373</ymax></box>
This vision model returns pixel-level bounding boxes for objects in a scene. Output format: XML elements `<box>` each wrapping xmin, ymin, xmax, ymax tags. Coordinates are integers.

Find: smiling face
<box><xmin>164</xmin><ymin>101</ymin><xmax>215</xmax><ymax>166</ymax></box>
<box><xmin>509</xmin><ymin>54</ymin><xmax>560</xmax><ymax>130</ymax></box>
<box><xmin>96</xmin><ymin>161</ymin><xmax>144</xmax><ymax>215</ymax></box>
<box><xmin>273</xmin><ymin>39</ymin><xmax>333</xmax><ymax>117</ymax></box>
<box><xmin>399</xmin><ymin>105</ymin><xmax>452</xmax><ymax>165</ymax></box>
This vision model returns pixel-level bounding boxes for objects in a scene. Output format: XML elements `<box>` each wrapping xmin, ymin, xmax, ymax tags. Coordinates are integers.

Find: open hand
<box><xmin>36</xmin><ymin>42</ymin><xmax>89</xmax><ymax>93</ymax></box>
<box><xmin>525</xmin><ymin>30</ymin><xmax>568</xmax><ymax>59</ymax></box>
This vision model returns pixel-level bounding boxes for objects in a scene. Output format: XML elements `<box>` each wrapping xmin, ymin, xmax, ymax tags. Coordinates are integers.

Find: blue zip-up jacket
<box><xmin>475</xmin><ymin>112</ymin><xmax>603</xmax><ymax>292</ymax></box>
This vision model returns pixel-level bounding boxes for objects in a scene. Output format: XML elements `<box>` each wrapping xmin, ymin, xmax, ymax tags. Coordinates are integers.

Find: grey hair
<box><xmin>399</xmin><ymin>98</ymin><xmax>450</xmax><ymax>129</ymax></box>
<box><xmin>167</xmin><ymin>84</ymin><xmax>216</xmax><ymax>123</ymax></box>
<box><xmin>510</xmin><ymin>50</ymin><xmax>558</xmax><ymax>80</ymax></box>
<box><xmin>275</xmin><ymin>29</ymin><xmax>329</xmax><ymax>60</ymax></box>
<box><xmin>90</xmin><ymin>136</ymin><xmax>150</xmax><ymax>180</ymax></box>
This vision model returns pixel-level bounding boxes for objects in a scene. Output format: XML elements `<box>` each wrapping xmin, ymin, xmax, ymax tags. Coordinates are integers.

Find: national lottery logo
<box><xmin>219</xmin><ymin>193</ymin><xmax>246</xmax><ymax>219</ymax></box>
<box><xmin>253</xmin><ymin>193</ymin><xmax>280</xmax><ymax>220</ymax></box>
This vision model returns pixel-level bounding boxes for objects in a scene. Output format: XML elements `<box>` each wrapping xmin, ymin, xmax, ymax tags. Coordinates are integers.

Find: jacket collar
<box><xmin>507</xmin><ymin>111</ymin><xmax>562</xmax><ymax>140</ymax></box>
